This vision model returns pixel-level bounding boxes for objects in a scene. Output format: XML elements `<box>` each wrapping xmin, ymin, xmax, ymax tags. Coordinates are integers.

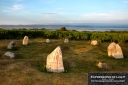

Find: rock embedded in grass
<box><xmin>46</xmin><ymin>39</ymin><xmax>50</xmax><ymax>43</ymax></box>
<box><xmin>46</xmin><ymin>46</ymin><xmax>64</xmax><ymax>73</ymax></box>
<box><xmin>22</xmin><ymin>36</ymin><xmax>29</xmax><ymax>45</ymax></box>
<box><xmin>7</xmin><ymin>41</ymin><xmax>15</xmax><ymax>49</ymax></box>
<box><xmin>91</xmin><ymin>40</ymin><xmax>98</xmax><ymax>46</ymax></box>
<box><xmin>97</xmin><ymin>62</ymin><xmax>109</xmax><ymax>69</ymax></box>
<box><xmin>2</xmin><ymin>52</ymin><xmax>15</xmax><ymax>59</ymax></box>
<box><xmin>64</xmin><ymin>38</ymin><xmax>69</xmax><ymax>43</ymax></box>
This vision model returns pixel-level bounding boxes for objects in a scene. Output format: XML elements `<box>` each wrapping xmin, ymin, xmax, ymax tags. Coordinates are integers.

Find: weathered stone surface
<box><xmin>46</xmin><ymin>46</ymin><xmax>64</xmax><ymax>73</ymax></box>
<box><xmin>64</xmin><ymin>38</ymin><xmax>69</xmax><ymax>43</ymax></box>
<box><xmin>23</xmin><ymin>36</ymin><xmax>29</xmax><ymax>45</ymax></box>
<box><xmin>91</xmin><ymin>40</ymin><xmax>98</xmax><ymax>45</ymax></box>
<box><xmin>7</xmin><ymin>41</ymin><xmax>15</xmax><ymax>49</ymax></box>
<box><xmin>97</xmin><ymin>62</ymin><xmax>108</xmax><ymax>69</ymax></box>
<box><xmin>46</xmin><ymin>39</ymin><xmax>50</xmax><ymax>43</ymax></box>
<box><xmin>107</xmin><ymin>42</ymin><xmax>116</xmax><ymax>57</ymax></box>
<box><xmin>2</xmin><ymin>52</ymin><xmax>15</xmax><ymax>59</ymax></box>
<box><xmin>114</xmin><ymin>44</ymin><xmax>124</xmax><ymax>59</ymax></box>
<box><xmin>108</xmin><ymin>42</ymin><xmax>124</xmax><ymax>59</ymax></box>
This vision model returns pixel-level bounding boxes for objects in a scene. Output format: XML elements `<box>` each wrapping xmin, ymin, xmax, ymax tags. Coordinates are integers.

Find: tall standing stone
<box><xmin>107</xmin><ymin>42</ymin><xmax>116</xmax><ymax>57</ymax></box>
<box><xmin>7</xmin><ymin>41</ymin><xmax>15</xmax><ymax>49</ymax></box>
<box><xmin>108</xmin><ymin>42</ymin><xmax>124</xmax><ymax>59</ymax></box>
<box><xmin>46</xmin><ymin>46</ymin><xmax>64</xmax><ymax>73</ymax></box>
<box><xmin>114</xmin><ymin>44</ymin><xmax>124</xmax><ymax>59</ymax></box>
<box><xmin>22</xmin><ymin>36</ymin><xmax>29</xmax><ymax>45</ymax></box>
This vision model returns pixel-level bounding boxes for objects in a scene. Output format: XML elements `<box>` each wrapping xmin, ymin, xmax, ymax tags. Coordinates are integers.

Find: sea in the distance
<box><xmin>0</xmin><ymin>23</ymin><xmax>128</xmax><ymax>31</ymax></box>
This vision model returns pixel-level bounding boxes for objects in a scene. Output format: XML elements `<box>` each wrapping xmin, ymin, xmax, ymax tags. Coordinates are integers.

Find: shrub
<box><xmin>60</xmin><ymin>27</ymin><xmax>67</xmax><ymax>31</ymax></box>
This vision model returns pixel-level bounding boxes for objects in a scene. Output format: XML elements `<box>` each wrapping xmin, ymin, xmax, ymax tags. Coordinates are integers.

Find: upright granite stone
<box><xmin>107</xmin><ymin>42</ymin><xmax>116</xmax><ymax>57</ymax></box>
<box><xmin>23</xmin><ymin>36</ymin><xmax>29</xmax><ymax>45</ymax></box>
<box><xmin>108</xmin><ymin>42</ymin><xmax>124</xmax><ymax>59</ymax></box>
<box><xmin>91</xmin><ymin>40</ymin><xmax>98</xmax><ymax>46</ymax></box>
<box><xmin>114</xmin><ymin>44</ymin><xmax>124</xmax><ymax>59</ymax></box>
<box><xmin>46</xmin><ymin>46</ymin><xmax>64</xmax><ymax>73</ymax></box>
<box><xmin>7</xmin><ymin>41</ymin><xmax>15</xmax><ymax>49</ymax></box>
<box><xmin>46</xmin><ymin>39</ymin><xmax>50</xmax><ymax>43</ymax></box>
<box><xmin>64</xmin><ymin>38</ymin><xmax>69</xmax><ymax>43</ymax></box>
<box><xmin>2</xmin><ymin>52</ymin><xmax>15</xmax><ymax>59</ymax></box>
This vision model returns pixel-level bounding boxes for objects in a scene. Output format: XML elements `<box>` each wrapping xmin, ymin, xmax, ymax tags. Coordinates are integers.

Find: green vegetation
<box><xmin>0</xmin><ymin>29</ymin><xmax>128</xmax><ymax>43</ymax></box>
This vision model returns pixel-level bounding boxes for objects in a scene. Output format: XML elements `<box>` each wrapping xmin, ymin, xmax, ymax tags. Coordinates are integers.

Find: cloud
<box><xmin>81</xmin><ymin>12</ymin><xmax>128</xmax><ymax>23</ymax></box>
<box><xmin>45</xmin><ymin>0</ymin><xmax>55</xmax><ymax>4</ymax></box>
<box><xmin>123</xmin><ymin>0</ymin><xmax>128</xmax><ymax>3</ymax></box>
<box><xmin>57</xmin><ymin>8</ymin><xmax>62</xmax><ymax>10</ymax></box>
<box><xmin>41</xmin><ymin>12</ymin><xmax>58</xmax><ymax>15</ymax></box>
<box><xmin>1</xmin><ymin>4</ymin><xmax>24</xmax><ymax>13</ymax></box>
<box><xmin>2</xmin><ymin>9</ymin><xmax>11</xmax><ymax>12</ymax></box>
<box><xmin>12</xmin><ymin>4</ymin><xmax>23</xmax><ymax>10</ymax></box>
<box><xmin>14</xmin><ymin>0</ymin><xmax>23</xmax><ymax>1</ymax></box>
<box><xmin>40</xmin><ymin>12</ymin><xmax>67</xmax><ymax>15</ymax></box>
<box><xmin>82</xmin><ymin>13</ymin><xmax>113</xmax><ymax>17</ymax></box>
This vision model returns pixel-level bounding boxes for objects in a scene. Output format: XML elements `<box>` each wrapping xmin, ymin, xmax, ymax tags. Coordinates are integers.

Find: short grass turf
<box><xmin>0</xmin><ymin>38</ymin><xmax>128</xmax><ymax>85</ymax></box>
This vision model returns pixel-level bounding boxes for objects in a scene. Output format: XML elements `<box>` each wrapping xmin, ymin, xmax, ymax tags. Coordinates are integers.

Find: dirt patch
<box><xmin>74</xmin><ymin>45</ymin><xmax>97</xmax><ymax>54</ymax></box>
<box><xmin>61</xmin><ymin>46</ymin><xmax>70</xmax><ymax>51</ymax></box>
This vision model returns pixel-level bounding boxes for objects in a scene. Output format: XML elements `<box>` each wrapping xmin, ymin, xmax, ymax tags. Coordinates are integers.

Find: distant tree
<box><xmin>60</xmin><ymin>27</ymin><xmax>67</xmax><ymax>31</ymax></box>
<box><xmin>41</xmin><ymin>28</ymin><xmax>46</xmax><ymax>30</ymax></box>
<box><xmin>19</xmin><ymin>28</ymin><xmax>27</xmax><ymax>30</ymax></box>
<box><xmin>72</xmin><ymin>30</ymin><xmax>77</xmax><ymax>31</ymax></box>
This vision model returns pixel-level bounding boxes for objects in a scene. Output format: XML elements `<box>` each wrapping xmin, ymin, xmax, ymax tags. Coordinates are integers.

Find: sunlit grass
<box><xmin>0</xmin><ymin>38</ymin><xmax>128</xmax><ymax>85</ymax></box>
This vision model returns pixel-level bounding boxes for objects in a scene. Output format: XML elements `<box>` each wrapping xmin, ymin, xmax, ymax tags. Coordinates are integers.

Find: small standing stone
<box><xmin>64</xmin><ymin>38</ymin><xmax>69</xmax><ymax>43</ymax></box>
<box><xmin>23</xmin><ymin>36</ymin><xmax>29</xmax><ymax>45</ymax></box>
<box><xmin>46</xmin><ymin>46</ymin><xmax>64</xmax><ymax>73</ymax></box>
<box><xmin>2</xmin><ymin>52</ymin><xmax>15</xmax><ymax>59</ymax></box>
<box><xmin>46</xmin><ymin>39</ymin><xmax>50</xmax><ymax>43</ymax></box>
<box><xmin>7</xmin><ymin>41</ymin><xmax>15</xmax><ymax>49</ymax></box>
<box><xmin>91</xmin><ymin>40</ymin><xmax>98</xmax><ymax>46</ymax></box>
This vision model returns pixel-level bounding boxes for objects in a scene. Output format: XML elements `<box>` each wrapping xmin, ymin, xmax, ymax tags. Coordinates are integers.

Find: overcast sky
<box><xmin>0</xmin><ymin>0</ymin><xmax>128</xmax><ymax>25</ymax></box>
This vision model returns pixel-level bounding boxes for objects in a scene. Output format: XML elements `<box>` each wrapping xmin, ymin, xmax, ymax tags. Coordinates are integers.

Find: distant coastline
<box><xmin>0</xmin><ymin>23</ymin><xmax>128</xmax><ymax>31</ymax></box>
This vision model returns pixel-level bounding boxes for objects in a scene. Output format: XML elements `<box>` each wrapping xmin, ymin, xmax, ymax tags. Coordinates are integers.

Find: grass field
<box><xmin>0</xmin><ymin>38</ymin><xmax>128</xmax><ymax>85</ymax></box>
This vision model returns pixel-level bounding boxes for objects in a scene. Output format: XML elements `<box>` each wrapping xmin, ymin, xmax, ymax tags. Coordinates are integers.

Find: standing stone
<box><xmin>46</xmin><ymin>46</ymin><xmax>64</xmax><ymax>73</ymax></box>
<box><xmin>64</xmin><ymin>38</ymin><xmax>69</xmax><ymax>43</ymax></box>
<box><xmin>108</xmin><ymin>42</ymin><xmax>124</xmax><ymax>59</ymax></box>
<box><xmin>114</xmin><ymin>44</ymin><xmax>124</xmax><ymax>59</ymax></box>
<box><xmin>2</xmin><ymin>52</ymin><xmax>15</xmax><ymax>59</ymax></box>
<box><xmin>46</xmin><ymin>39</ymin><xmax>50</xmax><ymax>43</ymax></box>
<box><xmin>107</xmin><ymin>42</ymin><xmax>116</xmax><ymax>57</ymax></box>
<box><xmin>23</xmin><ymin>36</ymin><xmax>29</xmax><ymax>45</ymax></box>
<box><xmin>91</xmin><ymin>40</ymin><xmax>98</xmax><ymax>45</ymax></box>
<box><xmin>7</xmin><ymin>41</ymin><xmax>15</xmax><ymax>49</ymax></box>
